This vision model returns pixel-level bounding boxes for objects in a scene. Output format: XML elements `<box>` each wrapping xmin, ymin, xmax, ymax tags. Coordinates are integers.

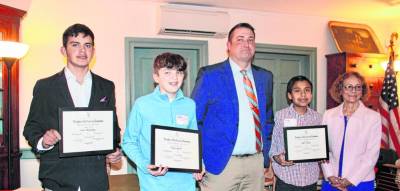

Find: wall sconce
<box><xmin>0</xmin><ymin>40</ymin><xmax>29</xmax><ymax>189</ymax></box>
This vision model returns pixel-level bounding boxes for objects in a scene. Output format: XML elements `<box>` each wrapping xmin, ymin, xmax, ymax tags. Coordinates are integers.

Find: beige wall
<box><xmin>1</xmin><ymin>0</ymin><xmax>398</xmax><ymax>188</ymax></box>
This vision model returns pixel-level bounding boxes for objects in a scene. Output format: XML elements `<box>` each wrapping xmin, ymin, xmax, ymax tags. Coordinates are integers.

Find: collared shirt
<box><xmin>321</xmin><ymin>101</ymin><xmax>381</xmax><ymax>186</ymax></box>
<box><xmin>64</xmin><ymin>67</ymin><xmax>92</xmax><ymax>107</ymax></box>
<box><xmin>229</xmin><ymin>58</ymin><xmax>258</xmax><ymax>155</ymax></box>
<box><xmin>269</xmin><ymin>104</ymin><xmax>322</xmax><ymax>186</ymax></box>
<box><xmin>37</xmin><ymin>67</ymin><xmax>92</xmax><ymax>151</ymax></box>
<box><xmin>122</xmin><ymin>86</ymin><xmax>197</xmax><ymax>191</ymax></box>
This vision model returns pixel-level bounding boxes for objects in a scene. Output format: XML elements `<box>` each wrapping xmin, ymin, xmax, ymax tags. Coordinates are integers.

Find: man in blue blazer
<box><xmin>192</xmin><ymin>23</ymin><xmax>274</xmax><ymax>190</ymax></box>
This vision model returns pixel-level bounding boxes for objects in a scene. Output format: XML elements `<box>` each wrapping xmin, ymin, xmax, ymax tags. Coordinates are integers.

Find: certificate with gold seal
<box><xmin>151</xmin><ymin>125</ymin><xmax>202</xmax><ymax>172</ymax></box>
<box><xmin>59</xmin><ymin>107</ymin><xmax>116</xmax><ymax>157</ymax></box>
<box><xmin>284</xmin><ymin>125</ymin><xmax>329</xmax><ymax>162</ymax></box>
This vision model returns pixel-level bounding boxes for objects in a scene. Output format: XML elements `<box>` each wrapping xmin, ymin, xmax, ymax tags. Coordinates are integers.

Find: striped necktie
<box><xmin>241</xmin><ymin>70</ymin><xmax>262</xmax><ymax>152</ymax></box>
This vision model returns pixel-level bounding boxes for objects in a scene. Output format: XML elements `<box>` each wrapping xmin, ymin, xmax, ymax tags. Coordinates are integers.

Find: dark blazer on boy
<box><xmin>23</xmin><ymin>69</ymin><xmax>120</xmax><ymax>191</ymax></box>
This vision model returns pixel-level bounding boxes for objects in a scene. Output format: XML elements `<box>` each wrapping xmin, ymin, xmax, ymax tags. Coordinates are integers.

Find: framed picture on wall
<box><xmin>328</xmin><ymin>21</ymin><xmax>384</xmax><ymax>53</ymax></box>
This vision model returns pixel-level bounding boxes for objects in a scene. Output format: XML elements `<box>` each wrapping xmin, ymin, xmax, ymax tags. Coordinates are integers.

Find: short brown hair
<box><xmin>153</xmin><ymin>52</ymin><xmax>187</xmax><ymax>74</ymax></box>
<box><xmin>228</xmin><ymin>22</ymin><xmax>255</xmax><ymax>42</ymax></box>
<box><xmin>329</xmin><ymin>71</ymin><xmax>368</xmax><ymax>103</ymax></box>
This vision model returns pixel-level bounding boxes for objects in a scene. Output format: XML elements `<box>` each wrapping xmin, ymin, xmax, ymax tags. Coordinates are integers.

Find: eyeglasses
<box><xmin>343</xmin><ymin>84</ymin><xmax>362</xmax><ymax>92</ymax></box>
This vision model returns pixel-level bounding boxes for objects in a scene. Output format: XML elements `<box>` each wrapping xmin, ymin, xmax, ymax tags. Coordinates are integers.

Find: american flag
<box><xmin>379</xmin><ymin>58</ymin><xmax>400</xmax><ymax>156</ymax></box>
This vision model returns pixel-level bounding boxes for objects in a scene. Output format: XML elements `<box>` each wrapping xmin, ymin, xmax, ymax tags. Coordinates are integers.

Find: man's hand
<box><xmin>42</xmin><ymin>129</ymin><xmax>61</xmax><ymax>149</ymax></box>
<box><xmin>147</xmin><ymin>165</ymin><xmax>168</xmax><ymax>176</ymax></box>
<box><xmin>273</xmin><ymin>153</ymin><xmax>294</xmax><ymax>166</ymax></box>
<box><xmin>106</xmin><ymin>148</ymin><xmax>122</xmax><ymax>164</ymax></box>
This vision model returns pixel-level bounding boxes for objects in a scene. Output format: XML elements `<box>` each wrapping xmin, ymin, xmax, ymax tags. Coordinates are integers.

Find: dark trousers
<box><xmin>275</xmin><ymin>176</ymin><xmax>317</xmax><ymax>191</ymax></box>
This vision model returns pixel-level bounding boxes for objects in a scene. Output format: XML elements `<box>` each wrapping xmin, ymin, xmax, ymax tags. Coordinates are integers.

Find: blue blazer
<box><xmin>191</xmin><ymin>59</ymin><xmax>274</xmax><ymax>175</ymax></box>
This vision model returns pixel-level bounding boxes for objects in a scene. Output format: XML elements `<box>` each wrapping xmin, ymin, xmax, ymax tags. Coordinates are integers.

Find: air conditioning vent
<box><xmin>162</xmin><ymin>28</ymin><xmax>220</xmax><ymax>37</ymax></box>
<box><xmin>158</xmin><ymin>5</ymin><xmax>229</xmax><ymax>38</ymax></box>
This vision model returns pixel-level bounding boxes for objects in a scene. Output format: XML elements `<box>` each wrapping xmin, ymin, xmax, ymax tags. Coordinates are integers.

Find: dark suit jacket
<box><xmin>23</xmin><ymin>69</ymin><xmax>120</xmax><ymax>191</ymax></box>
<box><xmin>191</xmin><ymin>59</ymin><xmax>274</xmax><ymax>175</ymax></box>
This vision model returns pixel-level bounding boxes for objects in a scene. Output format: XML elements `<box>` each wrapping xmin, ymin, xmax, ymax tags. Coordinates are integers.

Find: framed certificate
<box><xmin>59</xmin><ymin>107</ymin><xmax>116</xmax><ymax>157</ymax></box>
<box><xmin>151</xmin><ymin>125</ymin><xmax>202</xmax><ymax>172</ymax></box>
<box><xmin>283</xmin><ymin>125</ymin><xmax>329</xmax><ymax>162</ymax></box>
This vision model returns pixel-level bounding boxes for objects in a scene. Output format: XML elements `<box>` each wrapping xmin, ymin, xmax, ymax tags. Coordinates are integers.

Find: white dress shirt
<box><xmin>37</xmin><ymin>67</ymin><xmax>92</xmax><ymax>151</ymax></box>
<box><xmin>64</xmin><ymin>67</ymin><xmax>92</xmax><ymax>107</ymax></box>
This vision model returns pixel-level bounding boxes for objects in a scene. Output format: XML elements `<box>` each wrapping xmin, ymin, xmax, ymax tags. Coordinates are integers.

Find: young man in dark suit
<box><xmin>191</xmin><ymin>23</ymin><xmax>274</xmax><ymax>191</ymax></box>
<box><xmin>23</xmin><ymin>23</ymin><xmax>122</xmax><ymax>191</ymax></box>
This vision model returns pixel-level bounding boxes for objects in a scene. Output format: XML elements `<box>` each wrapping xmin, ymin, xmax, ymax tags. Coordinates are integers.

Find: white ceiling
<box><xmin>143</xmin><ymin>0</ymin><xmax>400</xmax><ymax>20</ymax></box>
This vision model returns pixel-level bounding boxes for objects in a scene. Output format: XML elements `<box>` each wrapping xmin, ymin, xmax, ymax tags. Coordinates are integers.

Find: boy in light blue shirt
<box><xmin>122</xmin><ymin>52</ymin><xmax>202</xmax><ymax>191</ymax></box>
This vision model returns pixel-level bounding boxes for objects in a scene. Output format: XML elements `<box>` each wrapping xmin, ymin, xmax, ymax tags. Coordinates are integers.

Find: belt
<box><xmin>232</xmin><ymin>153</ymin><xmax>257</xmax><ymax>158</ymax></box>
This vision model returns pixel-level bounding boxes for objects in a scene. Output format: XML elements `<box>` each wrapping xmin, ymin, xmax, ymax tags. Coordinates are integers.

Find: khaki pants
<box><xmin>200</xmin><ymin>153</ymin><xmax>264</xmax><ymax>191</ymax></box>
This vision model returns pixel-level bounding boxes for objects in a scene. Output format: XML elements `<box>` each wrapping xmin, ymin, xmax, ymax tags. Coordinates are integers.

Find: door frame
<box><xmin>125</xmin><ymin>37</ymin><xmax>208</xmax><ymax>117</ymax></box>
<box><xmin>255</xmin><ymin>43</ymin><xmax>317</xmax><ymax>109</ymax></box>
